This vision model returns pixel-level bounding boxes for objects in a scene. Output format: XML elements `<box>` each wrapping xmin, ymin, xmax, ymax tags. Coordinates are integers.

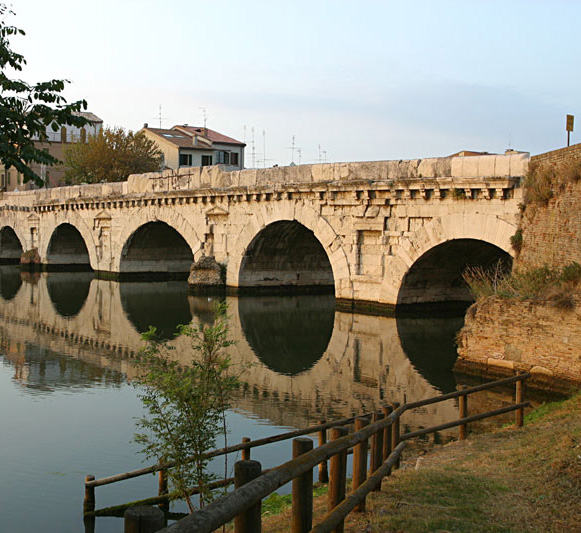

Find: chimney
<box><xmin>193</xmin><ymin>135</ymin><xmax>198</xmax><ymax>147</ymax></box>
<box><xmin>144</xmin><ymin>123</ymin><xmax>148</xmax><ymax>128</ymax></box>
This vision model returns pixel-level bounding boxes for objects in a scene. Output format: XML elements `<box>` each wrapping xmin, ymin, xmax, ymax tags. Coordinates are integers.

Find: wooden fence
<box><xmin>83</xmin><ymin>372</ymin><xmax>530</xmax><ymax>532</ymax></box>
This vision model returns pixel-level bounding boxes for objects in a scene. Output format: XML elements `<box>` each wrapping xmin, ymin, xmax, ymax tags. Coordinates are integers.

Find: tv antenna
<box><xmin>251</xmin><ymin>127</ymin><xmax>256</xmax><ymax>168</ymax></box>
<box><xmin>199</xmin><ymin>107</ymin><xmax>208</xmax><ymax>128</ymax></box>
<box><xmin>286</xmin><ymin>135</ymin><xmax>297</xmax><ymax>164</ymax></box>
<box><xmin>151</xmin><ymin>104</ymin><xmax>169</xmax><ymax>129</ymax></box>
<box><xmin>297</xmin><ymin>148</ymin><xmax>302</xmax><ymax>165</ymax></box>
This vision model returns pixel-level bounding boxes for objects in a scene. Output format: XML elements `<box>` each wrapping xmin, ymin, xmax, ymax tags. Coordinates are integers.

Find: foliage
<box><xmin>0</xmin><ymin>4</ymin><xmax>89</xmax><ymax>187</ymax></box>
<box><xmin>133</xmin><ymin>302</ymin><xmax>238</xmax><ymax>512</ymax></box>
<box><xmin>523</xmin><ymin>159</ymin><xmax>581</xmax><ymax>209</ymax></box>
<box><xmin>464</xmin><ymin>261</ymin><xmax>581</xmax><ymax>307</ymax></box>
<box><xmin>452</xmin><ymin>188</ymin><xmax>466</xmax><ymax>199</ymax></box>
<box><xmin>64</xmin><ymin>126</ymin><xmax>163</xmax><ymax>184</ymax></box>
<box><xmin>509</xmin><ymin>228</ymin><xmax>523</xmax><ymax>253</ymax></box>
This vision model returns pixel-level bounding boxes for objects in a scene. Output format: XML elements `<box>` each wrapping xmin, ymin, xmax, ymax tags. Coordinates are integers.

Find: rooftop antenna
<box><xmin>508</xmin><ymin>133</ymin><xmax>512</xmax><ymax>150</ymax></box>
<box><xmin>286</xmin><ymin>135</ymin><xmax>296</xmax><ymax>164</ymax></box>
<box><xmin>297</xmin><ymin>148</ymin><xmax>302</xmax><ymax>165</ymax></box>
<box><xmin>199</xmin><ymin>107</ymin><xmax>207</xmax><ymax>128</ymax></box>
<box><xmin>151</xmin><ymin>104</ymin><xmax>169</xmax><ymax>129</ymax></box>
<box><xmin>318</xmin><ymin>144</ymin><xmax>322</xmax><ymax>163</ymax></box>
<box><xmin>243</xmin><ymin>125</ymin><xmax>247</xmax><ymax>144</ymax></box>
<box><xmin>262</xmin><ymin>130</ymin><xmax>266</xmax><ymax>168</ymax></box>
<box><xmin>322</xmin><ymin>150</ymin><xmax>328</xmax><ymax>163</ymax></box>
<box><xmin>251</xmin><ymin>127</ymin><xmax>256</xmax><ymax>168</ymax></box>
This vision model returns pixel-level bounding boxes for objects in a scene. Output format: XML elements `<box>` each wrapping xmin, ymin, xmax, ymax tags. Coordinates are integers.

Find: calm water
<box><xmin>0</xmin><ymin>268</ymin><xmax>467</xmax><ymax>532</ymax></box>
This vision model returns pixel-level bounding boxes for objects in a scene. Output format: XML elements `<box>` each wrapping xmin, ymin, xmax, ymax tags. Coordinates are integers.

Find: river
<box><xmin>0</xmin><ymin>267</ymin><xmax>486</xmax><ymax>532</ymax></box>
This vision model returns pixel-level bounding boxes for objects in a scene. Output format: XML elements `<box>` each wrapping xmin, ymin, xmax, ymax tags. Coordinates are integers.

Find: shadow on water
<box><xmin>238</xmin><ymin>294</ymin><xmax>335</xmax><ymax>375</ymax></box>
<box><xmin>396</xmin><ymin>307</ymin><xmax>466</xmax><ymax>394</ymax></box>
<box><xmin>46</xmin><ymin>272</ymin><xmax>94</xmax><ymax>317</ymax></box>
<box><xmin>120</xmin><ymin>281</ymin><xmax>193</xmax><ymax>341</ymax></box>
<box><xmin>0</xmin><ymin>266</ymin><xmax>22</xmax><ymax>301</ymax></box>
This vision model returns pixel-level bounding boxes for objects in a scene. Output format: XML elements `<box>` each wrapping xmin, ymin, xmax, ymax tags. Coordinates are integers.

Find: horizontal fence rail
<box><xmin>83</xmin><ymin>372</ymin><xmax>531</xmax><ymax>532</ymax></box>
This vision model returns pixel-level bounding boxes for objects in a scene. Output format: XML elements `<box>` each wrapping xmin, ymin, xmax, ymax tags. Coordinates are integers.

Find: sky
<box><xmin>8</xmin><ymin>0</ymin><xmax>581</xmax><ymax>167</ymax></box>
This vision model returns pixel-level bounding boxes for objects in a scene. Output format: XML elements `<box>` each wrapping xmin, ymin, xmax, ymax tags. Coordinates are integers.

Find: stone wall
<box><xmin>457</xmin><ymin>297</ymin><xmax>581</xmax><ymax>392</ymax></box>
<box><xmin>456</xmin><ymin>145</ymin><xmax>581</xmax><ymax>391</ymax></box>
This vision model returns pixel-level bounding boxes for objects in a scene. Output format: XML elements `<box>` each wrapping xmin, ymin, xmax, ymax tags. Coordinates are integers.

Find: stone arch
<box><xmin>45</xmin><ymin>222</ymin><xmax>93</xmax><ymax>269</ymax></box>
<box><xmin>227</xmin><ymin>203</ymin><xmax>352</xmax><ymax>299</ymax></box>
<box><xmin>381</xmin><ymin>213</ymin><xmax>516</xmax><ymax>305</ymax></box>
<box><xmin>40</xmin><ymin>214</ymin><xmax>98</xmax><ymax>270</ymax></box>
<box><xmin>0</xmin><ymin>225</ymin><xmax>24</xmax><ymax>262</ymax></box>
<box><xmin>113</xmin><ymin>208</ymin><xmax>202</xmax><ymax>273</ymax></box>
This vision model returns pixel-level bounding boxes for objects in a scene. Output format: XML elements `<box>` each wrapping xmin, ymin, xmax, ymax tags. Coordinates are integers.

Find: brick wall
<box><xmin>457</xmin><ymin>298</ymin><xmax>581</xmax><ymax>392</ymax></box>
<box><xmin>530</xmin><ymin>142</ymin><xmax>581</xmax><ymax>166</ymax></box>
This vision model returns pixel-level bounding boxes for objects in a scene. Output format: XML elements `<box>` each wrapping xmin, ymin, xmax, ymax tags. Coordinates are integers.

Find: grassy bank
<box><xmin>261</xmin><ymin>392</ymin><xmax>581</xmax><ymax>532</ymax></box>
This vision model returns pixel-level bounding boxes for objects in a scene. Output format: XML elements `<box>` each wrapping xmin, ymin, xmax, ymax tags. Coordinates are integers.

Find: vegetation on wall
<box><xmin>523</xmin><ymin>158</ymin><xmax>581</xmax><ymax>209</ymax></box>
<box><xmin>64</xmin><ymin>127</ymin><xmax>163</xmax><ymax>184</ymax></box>
<box><xmin>463</xmin><ymin>261</ymin><xmax>581</xmax><ymax>309</ymax></box>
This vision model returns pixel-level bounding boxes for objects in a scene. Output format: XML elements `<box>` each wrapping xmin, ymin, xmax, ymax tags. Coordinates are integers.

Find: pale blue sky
<box><xmin>11</xmin><ymin>0</ymin><xmax>580</xmax><ymax>166</ymax></box>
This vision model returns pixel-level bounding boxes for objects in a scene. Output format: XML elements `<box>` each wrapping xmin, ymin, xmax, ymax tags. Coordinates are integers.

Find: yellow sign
<box><xmin>567</xmin><ymin>114</ymin><xmax>574</xmax><ymax>132</ymax></box>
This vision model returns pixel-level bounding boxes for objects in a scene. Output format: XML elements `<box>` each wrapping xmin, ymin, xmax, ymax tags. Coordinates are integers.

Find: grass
<box><xmin>463</xmin><ymin>261</ymin><xmax>581</xmax><ymax>307</ymax></box>
<box><xmin>258</xmin><ymin>392</ymin><xmax>581</xmax><ymax>532</ymax></box>
<box><xmin>523</xmin><ymin>158</ymin><xmax>581</xmax><ymax>209</ymax></box>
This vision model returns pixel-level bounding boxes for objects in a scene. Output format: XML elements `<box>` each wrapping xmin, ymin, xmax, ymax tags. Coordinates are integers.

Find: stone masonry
<box><xmin>0</xmin><ymin>154</ymin><xmax>526</xmax><ymax>307</ymax></box>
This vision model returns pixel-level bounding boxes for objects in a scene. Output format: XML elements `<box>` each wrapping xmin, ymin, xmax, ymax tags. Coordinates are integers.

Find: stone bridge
<box><xmin>0</xmin><ymin>153</ymin><xmax>527</xmax><ymax>306</ymax></box>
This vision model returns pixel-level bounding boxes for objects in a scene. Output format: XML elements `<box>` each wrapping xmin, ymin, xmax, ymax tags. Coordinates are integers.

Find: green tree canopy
<box><xmin>0</xmin><ymin>3</ymin><xmax>89</xmax><ymax>187</ymax></box>
<box><xmin>64</xmin><ymin>127</ymin><xmax>163</xmax><ymax>184</ymax></box>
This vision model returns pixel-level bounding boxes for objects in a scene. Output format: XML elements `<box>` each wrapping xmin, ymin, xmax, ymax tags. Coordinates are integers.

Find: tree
<box><xmin>133</xmin><ymin>302</ymin><xmax>239</xmax><ymax>512</ymax></box>
<box><xmin>0</xmin><ymin>3</ymin><xmax>89</xmax><ymax>187</ymax></box>
<box><xmin>64</xmin><ymin>127</ymin><xmax>163</xmax><ymax>183</ymax></box>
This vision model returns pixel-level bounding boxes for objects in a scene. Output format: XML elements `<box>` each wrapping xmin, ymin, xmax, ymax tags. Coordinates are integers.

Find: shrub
<box><xmin>510</xmin><ymin>229</ymin><xmax>523</xmax><ymax>253</ymax></box>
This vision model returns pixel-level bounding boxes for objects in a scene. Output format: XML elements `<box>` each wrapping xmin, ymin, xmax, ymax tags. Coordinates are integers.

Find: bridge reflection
<box><xmin>0</xmin><ymin>268</ymin><xmax>463</xmax><ymax>430</ymax></box>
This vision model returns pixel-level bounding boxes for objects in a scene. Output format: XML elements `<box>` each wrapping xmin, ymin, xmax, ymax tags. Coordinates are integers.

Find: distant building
<box><xmin>0</xmin><ymin>111</ymin><xmax>103</xmax><ymax>191</ymax></box>
<box><xmin>140</xmin><ymin>124</ymin><xmax>245</xmax><ymax>171</ymax></box>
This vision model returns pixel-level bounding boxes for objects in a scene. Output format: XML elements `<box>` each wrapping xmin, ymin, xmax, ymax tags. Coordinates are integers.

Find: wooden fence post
<box><xmin>242</xmin><ymin>437</ymin><xmax>251</xmax><ymax>461</ymax></box>
<box><xmin>158</xmin><ymin>467</ymin><xmax>169</xmax><ymax>512</ymax></box>
<box><xmin>459</xmin><ymin>386</ymin><xmax>468</xmax><ymax>441</ymax></box>
<box><xmin>84</xmin><ymin>475</ymin><xmax>95</xmax><ymax>515</ymax></box>
<box><xmin>292</xmin><ymin>437</ymin><xmax>314</xmax><ymax>533</ymax></box>
<box><xmin>318</xmin><ymin>419</ymin><xmax>329</xmax><ymax>483</ymax></box>
<box><xmin>352</xmin><ymin>417</ymin><xmax>370</xmax><ymax>512</ymax></box>
<box><xmin>234</xmin><ymin>460</ymin><xmax>262</xmax><ymax>533</ymax></box>
<box><xmin>391</xmin><ymin>403</ymin><xmax>401</xmax><ymax>470</ymax></box>
<box><xmin>370</xmin><ymin>412</ymin><xmax>384</xmax><ymax>491</ymax></box>
<box><xmin>516</xmin><ymin>373</ymin><xmax>524</xmax><ymax>428</ymax></box>
<box><xmin>382</xmin><ymin>405</ymin><xmax>393</xmax><ymax>463</ymax></box>
<box><xmin>124</xmin><ymin>506</ymin><xmax>166</xmax><ymax>533</ymax></box>
<box><xmin>328</xmin><ymin>427</ymin><xmax>348</xmax><ymax>533</ymax></box>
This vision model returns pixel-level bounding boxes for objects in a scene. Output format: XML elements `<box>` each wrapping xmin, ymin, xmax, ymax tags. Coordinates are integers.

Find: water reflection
<box><xmin>238</xmin><ymin>295</ymin><xmax>335</xmax><ymax>375</ymax></box>
<box><xmin>47</xmin><ymin>272</ymin><xmax>93</xmax><ymax>317</ymax></box>
<box><xmin>120</xmin><ymin>281</ymin><xmax>193</xmax><ymax>340</ymax></box>
<box><xmin>397</xmin><ymin>315</ymin><xmax>465</xmax><ymax>393</ymax></box>
<box><xmin>0</xmin><ymin>265</ymin><xmax>22</xmax><ymax>301</ymax></box>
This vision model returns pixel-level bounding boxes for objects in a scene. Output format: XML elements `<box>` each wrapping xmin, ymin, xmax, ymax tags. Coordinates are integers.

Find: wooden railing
<box><xmin>83</xmin><ymin>372</ymin><xmax>530</xmax><ymax>532</ymax></box>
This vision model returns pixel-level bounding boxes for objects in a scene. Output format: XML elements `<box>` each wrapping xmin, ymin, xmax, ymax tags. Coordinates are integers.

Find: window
<box><xmin>61</xmin><ymin>126</ymin><xmax>67</xmax><ymax>143</ymax></box>
<box><xmin>179</xmin><ymin>153</ymin><xmax>193</xmax><ymax>167</ymax></box>
<box><xmin>218</xmin><ymin>151</ymin><xmax>230</xmax><ymax>164</ymax></box>
<box><xmin>231</xmin><ymin>152</ymin><xmax>239</xmax><ymax>166</ymax></box>
<box><xmin>201</xmin><ymin>155</ymin><xmax>213</xmax><ymax>167</ymax></box>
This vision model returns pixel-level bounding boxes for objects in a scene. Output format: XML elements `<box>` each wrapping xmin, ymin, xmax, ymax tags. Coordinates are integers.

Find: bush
<box><xmin>523</xmin><ymin>159</ymin><xmax>581</xmax><ymax>209</ymax></box>
<box><xmin>463</xmin><ymin>262</ymin><xmax>581</xmax><ymax>308</ymax></box>
<box><xmin>510</xmin><ymin>229</ymin><xmax>523</xmax><ymax>253</ymax></box>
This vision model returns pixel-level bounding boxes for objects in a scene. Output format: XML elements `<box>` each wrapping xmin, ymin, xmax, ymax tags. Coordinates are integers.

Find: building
<box><xmin>140</xmin><ymin>124</ymin><xmax>245</xmax><ymax>171</ymax></box>
<box><xmin>1</xmin><ymin>111</ymin><xmax>103</xmax><ymax>191</ymax></box>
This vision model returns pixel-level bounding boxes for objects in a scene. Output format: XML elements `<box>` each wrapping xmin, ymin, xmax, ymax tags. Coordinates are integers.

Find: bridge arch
<box><xmin>381</xmin><ymin>213</ymin><xmax>517</xmax><ymax>305</ymax></box>
<box><xmin>227</xmin><ymin>203</ymin><xmax>351</xmax><ymax>298</ymax></box>
<box><xmin>0</xmin><ymin>225</ymin><xmax>24</xmax><ymax>263</ymax></box>
<box><xmin>116</xmin><ymin>209</ymin><xmax>201</xmax><ymax>275</ymax></box>
<box><xmin>45</xmin><ymin>223</ymin><xmax>93</xmax><ymax>269</ymax></box>
<box><xmin>40</xmin><ymin>214</ymin><xmax>98</xmax><ymax>269</ymax></box>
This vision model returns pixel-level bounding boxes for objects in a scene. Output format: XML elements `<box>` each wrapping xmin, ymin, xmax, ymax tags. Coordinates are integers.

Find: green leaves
<box><xmin>133</xmin><ymin>302</ymin><xmax>238</xmax><ymax>512</ymax></box>
<box><xmin>0</xmin><ymin>3</ymin><xmax>89</xmax><ymax>186</ymax></box>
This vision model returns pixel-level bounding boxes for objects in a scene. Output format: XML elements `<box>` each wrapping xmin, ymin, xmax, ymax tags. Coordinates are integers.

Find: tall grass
<box><xmin>524</xmin><ymin>158</ymin><xmax>581</xmax><ymax>208</ymax></box>
<box><xmin>464</xmin><ymin>261</ymin><xmax>581</xmax><ymax>308</ymax></box>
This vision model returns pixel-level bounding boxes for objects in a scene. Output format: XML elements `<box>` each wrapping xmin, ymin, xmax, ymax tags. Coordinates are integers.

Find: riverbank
<box><xmin>261</xmin><ymin>391</ymin><xmax>580</xmax><ymax>532</ymax></box>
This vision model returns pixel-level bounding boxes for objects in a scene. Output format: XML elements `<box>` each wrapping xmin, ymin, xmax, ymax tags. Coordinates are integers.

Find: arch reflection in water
<box><xmin>0</xmin><ymin>266</ymin><xmax>23</xmax><ymax>301</ymax></box>
<box><xmin>396</xmin><ymin>314</ymin><xmax>465</xmax><ymax>394</ymax></box>
<box><xmin>120</xmin><ymin>281</ymin><xmax>193</xmax><ymax>341</ymax></box>
<box><xmin>238</xmin><ymin>294</ymin><xmax>335</xmax><ymax>375</ymax></box>
<box><xmin>46</xmin><ymin>272</ymin><xmax>93</xmax><ymax>317</ymax></box>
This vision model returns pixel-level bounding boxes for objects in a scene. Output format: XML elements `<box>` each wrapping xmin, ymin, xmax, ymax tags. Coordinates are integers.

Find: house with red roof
<box><xmin>140</xmin><ymin>124</ymin><xmax>245</xmax><ymax>171</ymax></box>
